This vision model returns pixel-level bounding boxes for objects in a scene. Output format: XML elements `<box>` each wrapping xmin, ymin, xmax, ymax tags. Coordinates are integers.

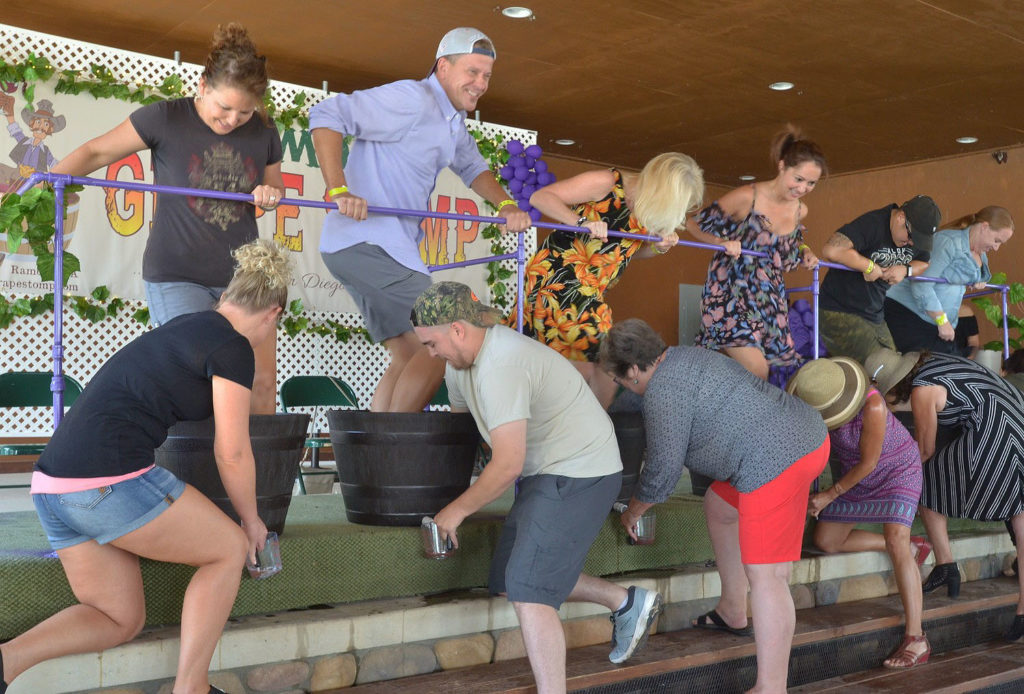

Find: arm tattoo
<box><xmin>824</xmin><ymin>232</ymin><xmax>853</xmax><ymax>250</ymax></box>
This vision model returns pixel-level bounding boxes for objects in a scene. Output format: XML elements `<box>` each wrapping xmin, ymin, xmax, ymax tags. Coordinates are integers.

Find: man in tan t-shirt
<box><xmin>412</xmin><ymin>281</ymin><xmax>662</xmax><ymax>694</ymax></box>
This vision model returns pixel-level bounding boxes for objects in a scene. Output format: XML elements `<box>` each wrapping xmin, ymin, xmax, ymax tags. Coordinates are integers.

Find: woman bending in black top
<box><xmin>0</xmin><ymin>240</ymin><xmax>290</xmax><ymax>694</ymax></box>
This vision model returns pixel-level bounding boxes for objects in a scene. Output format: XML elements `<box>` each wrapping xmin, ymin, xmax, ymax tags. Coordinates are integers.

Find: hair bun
<box><xmin>232</xmin><ymin>239</ymin><xmax>291</xmax><ymax>290</ymax></box>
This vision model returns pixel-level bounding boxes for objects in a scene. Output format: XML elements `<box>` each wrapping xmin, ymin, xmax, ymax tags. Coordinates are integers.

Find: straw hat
<box><xmin>864</xmin><ymin>348</ymin><xmax>921</xmax><ymax>396</ymax></box>
<box><xmin>786</xmin><ymin>357</ymin><xmax>868</xmax><ymax>430</ymax></box>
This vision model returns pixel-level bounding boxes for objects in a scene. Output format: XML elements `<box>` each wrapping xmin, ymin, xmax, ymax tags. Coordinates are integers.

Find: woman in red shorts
<box><xmin>600</xmin><ymin>319</ymin><xmax>828</xmax><ymax>694</ymax></box>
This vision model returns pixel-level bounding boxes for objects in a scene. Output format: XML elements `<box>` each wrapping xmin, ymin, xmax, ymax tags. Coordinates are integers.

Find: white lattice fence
<box><xmin>1</xmin><ymin>304</ymin><xmax>386</xmax><ymax>435</ymax></box>
<box><xmin>0</xmin><ymin>23</ymin><xmax>332</xmax><ymax>115</ymax></box>
<box><xmin>0</xmin><ymin>25</ymin><xmax>537</xmax><ymax>436</ymax></box>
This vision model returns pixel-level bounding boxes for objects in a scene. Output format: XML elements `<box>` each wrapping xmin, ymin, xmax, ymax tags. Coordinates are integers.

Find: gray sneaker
<box><xmin>608</xmin><ymin>586</ymin><xmax>663</xmax><ymax>664</ymax></box>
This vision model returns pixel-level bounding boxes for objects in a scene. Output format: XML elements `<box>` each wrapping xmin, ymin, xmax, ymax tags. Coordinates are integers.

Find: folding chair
<box><xmin>0</xmin><ymin>371</ymin><xmax>84</xmax><ymax>488</ymax></box>
<box><xmin>279</xmin><ymin>375</ymin><xmax>359</xmax><ymax>494</ymax></box>
<box><xmin>428</xmin><ymin>380</ymin><xmax>450</xmax><ymax>409</ymax></box>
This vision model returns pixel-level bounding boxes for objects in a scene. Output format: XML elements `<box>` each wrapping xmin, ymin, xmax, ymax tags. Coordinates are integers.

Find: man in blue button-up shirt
<box><xmin>311</xmin><ymin>27</ymin><xmax>530</xmax><ymax>413</ymax></box>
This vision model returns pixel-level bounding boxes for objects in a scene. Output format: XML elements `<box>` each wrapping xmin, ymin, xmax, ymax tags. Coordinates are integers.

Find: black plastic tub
<box><xmin>155</xmin><ymin>413</ymin><xmax>309</xmax><ymax>535</ymax></box>
<box><xmin>328</xmin><ymin>410</ymin><xmax>480</xmax><ymax>526</ymax></box>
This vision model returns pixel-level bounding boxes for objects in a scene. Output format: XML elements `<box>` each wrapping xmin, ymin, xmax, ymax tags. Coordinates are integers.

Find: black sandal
<box><xmin>1006</xmin><ymin>614</ymin><xmax>1024</xmax><ymax>642</ymax></box>
<box><xmin>693</xmin><ymin>609</ymin><xmax>753</xmax><ymax>637</ymax></box>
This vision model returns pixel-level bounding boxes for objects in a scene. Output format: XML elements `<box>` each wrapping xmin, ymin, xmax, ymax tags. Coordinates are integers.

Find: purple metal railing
<box><xmin>16</xmin><ymin>172</ymin><xmax>1015</xmax><ymax>420</ymax></box>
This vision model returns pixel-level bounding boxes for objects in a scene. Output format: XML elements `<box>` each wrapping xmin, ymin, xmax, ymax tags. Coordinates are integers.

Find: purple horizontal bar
<box><xmin>430</xmin><ymin>252</ymin><xmax>517</xmax><ymax>271</ymax></box>
<box><xmin>20</xmin><ymin>172</ymin><xmax>1012</xmax><ymax>293</ymax></box>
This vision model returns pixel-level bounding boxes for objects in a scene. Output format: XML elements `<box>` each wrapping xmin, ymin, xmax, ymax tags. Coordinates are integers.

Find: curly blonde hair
<box><xmin>219</xmin><ymin>239</ymin><xmax>291</xmax><ymax>311</ymax></box>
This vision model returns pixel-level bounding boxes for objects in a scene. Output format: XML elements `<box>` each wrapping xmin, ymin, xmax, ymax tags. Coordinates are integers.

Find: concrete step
<box><xmin>791</xmin><ymin>642</ymin><xmax>1024</xmax><ymax>693</ymax></box>
<box><xmin>343</xmin><ymin>577</ymin><xmax>1022</xmax><ymax>694</ymax></box>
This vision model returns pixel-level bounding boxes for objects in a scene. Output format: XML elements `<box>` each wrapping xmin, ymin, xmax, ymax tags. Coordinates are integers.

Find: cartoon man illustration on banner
<box><xmin>3</xmin><ymin>96</ymin><xmax>66</xmax><ymax>184</ymax></box>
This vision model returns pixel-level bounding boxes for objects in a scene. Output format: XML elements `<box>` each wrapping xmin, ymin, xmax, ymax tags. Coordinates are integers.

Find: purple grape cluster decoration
<box><xmin>498</xmin><ymin>140</ymin><xmax>557</xmax><ymax>223</ymax></box>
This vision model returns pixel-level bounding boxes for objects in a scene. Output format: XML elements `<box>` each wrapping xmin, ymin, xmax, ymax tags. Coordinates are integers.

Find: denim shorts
<box><xmin>144</xmin><ymin>281</ymin><xmax>225</xmax><ymax>327</ymax></box>
<box><xmin>33</xmin><ymin>466</ymin><xmax>187</xmax><ymax>550</ymax></box>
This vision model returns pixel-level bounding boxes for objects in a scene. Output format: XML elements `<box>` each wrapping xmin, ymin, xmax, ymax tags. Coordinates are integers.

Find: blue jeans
<box><xmin>144</xmin><ymin>281</ymin><xmax>225</xmax><ymax>326</ymax></box>
<box><xmin>33</xmin><ymin>466</ymin><xmax>186</xmax><ymax>550</ymax></box>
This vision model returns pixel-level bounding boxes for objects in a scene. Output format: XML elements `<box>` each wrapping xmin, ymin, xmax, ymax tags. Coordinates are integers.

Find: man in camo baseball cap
<box><xmin>411</xmin><ymin>281</ymin><xmax>503</xmax><ymax>328</ymax></box>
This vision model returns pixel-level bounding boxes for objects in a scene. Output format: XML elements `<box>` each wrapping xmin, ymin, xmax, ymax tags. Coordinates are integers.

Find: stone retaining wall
<box><xmin>9</xmin><ymin>532</ymin><xmax>1012</xmax><ymax>694</ymax></box>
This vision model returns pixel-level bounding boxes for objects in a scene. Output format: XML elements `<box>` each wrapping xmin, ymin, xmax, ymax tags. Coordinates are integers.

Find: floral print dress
<box><xmin>694</xmin><ymin>186</ymin><xmax>806</xmax><ymax>366</ymax></box>
<box><xmin>507</xmin><ymin>169</ymin><xmax>645</xmax><ymax>362</ymax></box>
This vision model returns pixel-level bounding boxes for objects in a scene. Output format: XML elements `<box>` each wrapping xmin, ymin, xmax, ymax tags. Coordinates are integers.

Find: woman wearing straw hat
<box><xmin>865</xmin><ymin>348</ymin><xmax>1024</xmax><ymax>641</ymax></box>
<box><xmin>788</xmin><ymin>357</ymin><xmax>930</xmax><ymax>668</ymax></box>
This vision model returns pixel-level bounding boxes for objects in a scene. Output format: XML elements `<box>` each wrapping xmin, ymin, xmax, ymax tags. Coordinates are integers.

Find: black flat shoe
<box><xmin>209</xmin><ymin>687</ymin><xmax>226</xmax><ymax>694</ymax></box>
<box><xmin>922</xmin><ymin>561</ymin><xmax>961</xmax><ymax>598</ymax></box>
<box><xmin>1007</xmin><ymin>614</ymin><xmax>1024</xmax><ymax>642</ymax></box>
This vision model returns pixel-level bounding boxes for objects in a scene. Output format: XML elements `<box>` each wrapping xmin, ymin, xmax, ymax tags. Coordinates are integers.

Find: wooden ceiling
<box><xmin>4</xmin><ymin>0</ymin><xmax>1024</xmax><ymax>184</ymax></box>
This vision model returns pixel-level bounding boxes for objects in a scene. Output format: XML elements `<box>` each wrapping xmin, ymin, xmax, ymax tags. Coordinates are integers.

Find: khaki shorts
<box><xmin>819</xmin><ymin>310</ymin><xmax>896</xmax><ymax>365</ymax></box>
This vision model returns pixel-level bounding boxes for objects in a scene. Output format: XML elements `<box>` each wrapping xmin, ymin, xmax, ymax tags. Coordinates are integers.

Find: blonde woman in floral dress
<box><xmin>509</xmin><ymin>153</ymin><xmax>704</xmax><ymax>407</ymax></box>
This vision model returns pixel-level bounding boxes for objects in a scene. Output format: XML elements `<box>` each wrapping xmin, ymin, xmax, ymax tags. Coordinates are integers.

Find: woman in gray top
<box><xmin>600</xmin><ymin>319</ymin><xmax>828</xmax><ymax>694</ymax></box>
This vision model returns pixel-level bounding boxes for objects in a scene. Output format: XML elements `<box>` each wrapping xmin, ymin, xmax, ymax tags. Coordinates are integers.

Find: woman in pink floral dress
<box><xmin>687</xmin><ymin>126</ymin><xmax>825</xmax><ymax>379</ymax></box>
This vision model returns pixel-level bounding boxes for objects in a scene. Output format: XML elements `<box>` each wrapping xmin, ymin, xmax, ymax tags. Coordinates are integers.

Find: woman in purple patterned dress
<box><xmin>788</xmin><ymin>357</ymin><xmax>930</xmax><ymax>669</ymax></box>
<box><xmin>687</xmin><ymin>126</ymin><xmax>824</xmax><ymax>379</ymax></box>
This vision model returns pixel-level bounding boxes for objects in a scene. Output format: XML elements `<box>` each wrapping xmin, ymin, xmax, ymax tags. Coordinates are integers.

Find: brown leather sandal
<box><xmin>883</xmin><ymin>633</ymin><xmax>930</xmax><ymax>669</ymax></box>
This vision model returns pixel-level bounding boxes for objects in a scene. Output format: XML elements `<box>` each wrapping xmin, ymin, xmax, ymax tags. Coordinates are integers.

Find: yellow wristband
<box><xmin>863</xmin><ymin>260</ymin><xmax>875</xmax><ymax>276</ymax></box>
<box><xmin>327</xmin><ymin>185</ymin><xmax>349</xmax><ymax>198</ymax></box>
<box><xmin>798</xmin><ymin>244</ymin><xmax>810</xmax><ymax>252</ymax></box>
<box><xmin>651</xmin><ymin>241</ymin><xmax>668</xmax><ymax>255</ymax></box>
<box><xmin>935</xmin><ymin>313</ymin><xmax>949</xmax><ymax>326</ymax></box>
<box><xmin>496</xmin><ymin>199</ymin><xmax>517</xmax><ymax>211</ymax></box>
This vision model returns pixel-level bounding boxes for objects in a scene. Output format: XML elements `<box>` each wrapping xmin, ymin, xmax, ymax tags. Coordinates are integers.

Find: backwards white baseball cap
<box><xmin>430</xmin><ymin>27</ymin><xmax>496</xmax><ymax>74</ymax></box>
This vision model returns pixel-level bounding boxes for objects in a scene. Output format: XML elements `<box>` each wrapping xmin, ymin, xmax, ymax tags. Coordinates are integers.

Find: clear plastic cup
<box><xmin>421</xmin><ymin>516</ymin><xmax>455</xmax><ymax>559</ymax></box>
<box><xmin>613</xmin><ymin>503</ymin><xmax>656</xmax><ymax>546</ymax></box>
<box><xmin>246</xmin><ymin>531</ymin><xmax>282</xmax><ymax>579</ymax></box>
<box><xmin>630</xmin><ymin>511</ymin><xmax>656</xmax><ymax>545</ymax></box>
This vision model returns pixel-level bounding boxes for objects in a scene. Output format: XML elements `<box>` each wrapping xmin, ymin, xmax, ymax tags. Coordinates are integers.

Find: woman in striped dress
<box><xmin>866</xmin><ymin>348</ymin><xmax>1024</xmax><ymax>640</ymax></box>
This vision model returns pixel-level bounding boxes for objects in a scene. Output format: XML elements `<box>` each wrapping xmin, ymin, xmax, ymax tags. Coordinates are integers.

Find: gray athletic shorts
<box><xmin>489</xmin><ymin>471</ymin><xmax>621</xmax><ymax>608</ymax></box>
<box><xmin>321</xmin><ymin>243</ymin><xmax>431</xmax><ymax>342</ymax></box>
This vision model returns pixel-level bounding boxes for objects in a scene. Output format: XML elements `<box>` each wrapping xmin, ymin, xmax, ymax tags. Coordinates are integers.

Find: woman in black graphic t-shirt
<box><xmin>50</xmin><ymin>23</ymin><xmax>284</xmax><ymax>415</ymax></box>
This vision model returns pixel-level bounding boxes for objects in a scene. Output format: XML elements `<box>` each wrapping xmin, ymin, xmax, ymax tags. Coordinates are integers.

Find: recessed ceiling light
<box><xmin>956</xmin><ymin>136</ymin><xmax>979</xmax><ymax>144</ymax></box>
<box><xmin>554</xmin><ymin>138</ymin><xmax>575</xmax><ymax>146</ymax></box>
<box><xmin>738</xmin><ymin>175</ymin><xmax>756</xmax><ymax>181</ymax></box>
<box><xmin>769</xmin><ymin>81</ymin><xmax>794</xmax><ymax>91</ymax></box>
<box><xmin>502</xmin><ymin>6</ymin><xmax>534</xmax><ymax>19</ymax></box>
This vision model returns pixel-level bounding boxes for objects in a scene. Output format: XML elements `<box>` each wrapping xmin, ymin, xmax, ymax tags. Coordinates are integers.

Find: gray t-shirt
<box><xmin>130</xmin><ymin>98</ymin><xmax>283</xmax><ymax>286</ymax></box>
<box><xmin>639</xmin><ymin>346</ymin><xmax>827</xmax><ymax>499</ymax></box>
<box><xmin>446</xmin><ymin>325</ymin><xmax>622</xmax><ymax>479</ymax></box>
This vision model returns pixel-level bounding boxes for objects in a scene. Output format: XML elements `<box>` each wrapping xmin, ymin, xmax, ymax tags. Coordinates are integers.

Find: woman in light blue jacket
<box><xmin>884</xmin><ymin>206</ymin><xmax>1013</xmax><ymax>354</ymax></box>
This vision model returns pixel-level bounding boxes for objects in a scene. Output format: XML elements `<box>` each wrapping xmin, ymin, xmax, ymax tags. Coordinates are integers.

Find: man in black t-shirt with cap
<box><xmin>817</xmin><ymin>195</ymin><xmax>941</xmax><ymax>364</ymax></box>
